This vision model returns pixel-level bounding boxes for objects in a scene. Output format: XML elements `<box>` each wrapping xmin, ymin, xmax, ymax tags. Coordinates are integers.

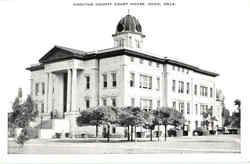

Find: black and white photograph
<box><xmin>1</xmin><ymin>0</ymin><xmax>249</xmax><ymax>163</ymax></box>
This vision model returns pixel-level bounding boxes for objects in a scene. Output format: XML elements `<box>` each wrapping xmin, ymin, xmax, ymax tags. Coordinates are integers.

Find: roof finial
<box><xmin>128</xmin><ymin>9</ymin><xmax>130</xmax><ymax>15</ymax></box>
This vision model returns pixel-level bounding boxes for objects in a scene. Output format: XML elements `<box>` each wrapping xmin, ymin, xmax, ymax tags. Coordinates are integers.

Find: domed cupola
<box><xmin>112</xmin><ymin>14</ymin><xmax>145</xmax><ymax>49</ymax></box>
<box><xmin>116</xmin><ymin>14</ymin><xmax>143</xmax><ymax>34</ymax></box>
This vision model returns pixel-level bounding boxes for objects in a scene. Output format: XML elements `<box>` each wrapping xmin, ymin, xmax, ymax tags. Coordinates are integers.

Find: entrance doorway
<box><xmin>63</xmin><ymin>73</ymin><xmax>67</xmax><ymax>117</ymax></box>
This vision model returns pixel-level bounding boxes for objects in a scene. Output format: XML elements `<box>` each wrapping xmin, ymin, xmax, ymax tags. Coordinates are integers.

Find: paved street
<box><xmin>8</xmin><ymin>135</ymin><xmax>240</xmax><ymax>154</ymax></box>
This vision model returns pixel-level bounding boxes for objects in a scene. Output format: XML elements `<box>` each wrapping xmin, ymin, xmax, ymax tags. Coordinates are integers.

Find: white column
<box><xmin>67</xmin><ymin>69</ymin><xmax>72</xmax><ymax>112</ymax></box>
<box><xmin>45</xmin><ymin>73</ymin><xmax>49</xmax><ymax>113</ymax></box>
<box><xmin>30</xmin><ymin>79</ymin><xmax>34</xmax><ymax>96</ymax></box>
<box><xmin>162</xmin><ymin>65</ymin><xmax>168</xmax><ymax>107</ymax></box>
<box><xmin>48</xmin><ymin>73</ymin><xmax>53</xmax><ymax>113</ymax></box>
<box><xmin>71</xmin><ymin>68</ymin><xmax>77</xmax><ymax>112</ymax></box>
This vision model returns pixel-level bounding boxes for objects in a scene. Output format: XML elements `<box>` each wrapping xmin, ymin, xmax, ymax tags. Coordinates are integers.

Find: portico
<box><xmin>44</xmin><ymin>66</ymin><xmax>83</xmax><ymax>119</ymax></box>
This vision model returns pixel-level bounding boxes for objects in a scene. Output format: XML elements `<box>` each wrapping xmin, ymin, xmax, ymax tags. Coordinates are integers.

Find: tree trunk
<box><xmin>164</xmin><ymin>124</ymin><xmax>167</xmax><ymax>141</ymax></box>
<box><xmin>157</xmin><ymin>124</ymin><xmax>160</xmax><ymax>142</ymax></box>
<box><xmin>150</xmin><ymin>128</ymin><xmax>153</xmax><ymax>141</ymax></box>
<box><xmin>130</xmin><ymin>125</ymin><xmax>133</xmax><ymax>141</ymax></box>
<box><xmin>107</xmin><ymin>125</ymin><xmax>110</xmax><ymax>142</ymax></box>
<box><xmin>95</xmin><ymin>124</ymin><xmax>98</xmax><ymax>142</ymax></box>
<box><xmin>127</xmin><ymin>126</ymin><xmax>130</xmax><ymax>141</ymax></box>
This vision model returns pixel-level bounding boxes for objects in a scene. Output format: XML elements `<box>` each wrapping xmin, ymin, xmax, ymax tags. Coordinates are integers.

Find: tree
<box><xmin>201</xmin><ymin>106</ymin><xmax>213</xmax><ymax>130</ymax></box>
<box><xmin>119</xmin><ymin>107</ymin><xmax>133</xmax><ymax>141</ymax></box>
<box><xmin>143</xmin><ymin>110</ymin><xmax>155</xmax><ymax>141</ymax></box>
<box><xmin>101</xmin><ymin>106</ymin><xmax>119</xmax><ymax>142</ymax></box>
<box><xmin>119</xmin><ymin>107</ymin><xmax>147</xmax><ymax>141</ymax></box>
<box><xmin>77</xmin><ymin>106</ymin><xmax>119</xmax><ymax>142</ymax></box>
<box><xmin>129</xmin><ymin>107</ymin><xmax>147</xmax><ymax>141</ymax></box>
<box><xmin>8</xmin><ymin>95</ymin><xmax>38</xmax><ymax>147</ymax></box>
<box><xmin>231</xmin><ymin>99</ymin><xmax>241</xmax><ymax>128</ymax></box>
<box><xmin>234</xmin><ymin>99</ymin><xmax>241</xmax><ymax>111</ymax></box>
<box><xmin>222</xmin><ymin>108</ymin><xmax>231</xmax><ymax>127</ymax></box>
<box><xmin>152</xmin><ymin>110</ymin><xmax>163</xmax><ymax>141</ymax></box>
<box><xmin>158</xmin><ymin>108</ymin><xmax>171</xmax><ymax>141</ymax></box>
<box><xmin>169</xmin><ymin>109</ymin><xmax>185</xmax><ymax>128</ymax></box>
<box><xmin>9</xmin><ymin>95</ymin><xmax>38</xmax><ymax>129</ymax></box>
<box><xmin>76</xmin><ymin>109</ymin><xmax>94</xmax><ymax>138</ymax></box>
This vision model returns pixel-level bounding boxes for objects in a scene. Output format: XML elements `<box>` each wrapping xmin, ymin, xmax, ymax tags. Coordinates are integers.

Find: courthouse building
<box><xmin>27</xmin><ymin>14</ymin><xmax>221</xmax><ymax>138</ymax></box>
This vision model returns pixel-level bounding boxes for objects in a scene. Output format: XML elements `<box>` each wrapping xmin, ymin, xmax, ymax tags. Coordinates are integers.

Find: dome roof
<box><xmin>115</xmin><ymin>14</ymin><xmax>143</xmax><ymax>34</ymax></box>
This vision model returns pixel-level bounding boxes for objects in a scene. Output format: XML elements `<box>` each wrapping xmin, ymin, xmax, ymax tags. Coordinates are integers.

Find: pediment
<box><xmin>39</xmin><ymin>46</ymin><xmax>86</xmax><ymax>64</ymax></box>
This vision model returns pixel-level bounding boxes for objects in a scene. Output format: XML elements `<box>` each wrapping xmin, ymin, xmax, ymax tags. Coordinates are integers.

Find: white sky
<box><xmin>0</xmin><ymin>0</ymin><xmax>250</xmax><ymax>162</ymax></box>
<box><xmin>0</xmin><ymin>0</ymin><xmax>249</xmax><ymax>113</ymax></box>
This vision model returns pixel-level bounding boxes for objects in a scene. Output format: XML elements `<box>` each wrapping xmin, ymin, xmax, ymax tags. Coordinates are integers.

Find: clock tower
<box><xmin>112</xmin><ymin>14</ymin><xmax>145</xmax><ymax>49</ymax></box>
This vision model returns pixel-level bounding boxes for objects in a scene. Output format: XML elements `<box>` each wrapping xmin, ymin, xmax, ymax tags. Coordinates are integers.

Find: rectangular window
<box><xmin>172</xmin><ymin>80</ymin><xmax>176</xmax><ymax>92</ymax></box>
<box><xmin>141</xmin><ymin>99</ymin><xmax>152</xmax><ymax>111</ymax></box>
<box><xmin>210</xmin><ymin>88</ymin><xmax>213</xmax><ymax>98</ymax></box>
<box><xmin>130</xmin><ymin>73</ymin><xmax>135</xmax><ymax>87</ymax></box>
<box><xmin>139</xmin><ymin>75</ymin><xmax>142</xmax><ymax>88</ymax></box>
<box><xmin>119</xmin><ymin>39</ymin><xmax>124</xmax><ymax>47</ymax></box>
<box><xmin>200</xmin><ymin>104</ymin><xmax>207</xmax><ymax>115</ymax></box>
<box><xmin>111</xmin><ymin>72</ymin><xmax>117</xmax><ymax>87</ymax></box>
<box><xmin>195</xmin><ymin>104</ymin><xmax>198</xmax><ymax>115</ymax></box>
<box><xmin>178</xmin><ymin>81</ymin><xmax>181</xmax><ymax>93</ymax></box>
<box><xmin>136</xmin><ymin>40</ymin><xmax>140</xmax><ymax>48</ymax></box>
<box><xmin>211</xmin><ymin>106</ymin><xmax>213</xmax><ymax>116</ymax></box>
<box><xmin>35</xmin><ymin>103</ymin><xmax>38</xmax><ymax>111</ymax></box>
<box><xmin>200</xmin><ymin>86</ymin><xmax>208</xmax><ymax>97</ymax></box>
<box><xmin>157</xmin><ymin>77</ymin><xmax>160</xmax><ymax>91</ymax></box>
<box><xmin>86</xmin><ymin>99</ymin><xmax>90</xmax><ymax>108</ymax></box>
<box><xmin>156</xmin><ymin>63</ymin><xmax>160</xmax><ymax>68</ymax></box>
<box><xmin>149</xmin><ymin>77</ymin><xmax>152</xmax><ymax>89</ymax></box>
<box><xmin>143</xmin><ymin>75</ymin><xmax>147</xmax><ymax>88</ymax></box>
<box><xmin>173</xmin><ymin>101</ymin><xmax>176</xmax><ymax>110</ymax></box>
<box><xmin>187</xmin><ymin>103</ymin><xmax>190</xmax><ymax>114</ymax></box>
<box><xmin>194</xmin><ymin>85</ymin><xmax>197</xmax><ymax>95</ymax></box>
<box><xmin>179</xmin><ymin>102</ymin><xmax>184</xmax><ymax>113</ymax></box>
<box><xmin>41</xmin><ymin>103</ymin><xmax>44</xmax><ymax>113</ymax></box>
<box><xmin>112</xmin><ymin>98</ymin><xmax>116</xmax><ymax>107</ymax></box>
<box><xmin>140</xmin><ymin>58</ymin><xmax>144</xmax><ymax>64</ymax></box>
<box><xmin>130</xmin><ymin>56</ymin><xmax>134</xmax><ymax>62</ymax></box>
<box><xmin>172</xmin><ymin>65</ymin><xmax>175</xmax><ymax>70</ymax></box>
<box><xmin>181</xmin><ymin>81</ymin><xmax>184</xmax><ymax>93</ymax></box>
<box><xmin>140</xmin><ymin>75</ymin><xmax>152</xmax><ymax>89</ymax></box>
<box><xmin>149</xmin><ymin>100</ymin><xmax>152</xmax><ymax>111</ymax></box>
<box><xmin>131</xmin><ymin>98</ymin><xmax>135</xmax><ymax>107</ymax></box>
<box><xmin>186</xmin><ymin>82</ymin><xmax>190</xmax><ymax>94</ymax></box>
<box><xmin>35</xmin><ymin>83</ymin><xmax>39</xmax><ymax>96</ymax></box>
<box><xmin>86</xmin><ymin>76</ymin><xmax>90</xmax><ymax>89</ymax></box>
<box><xmin>103</xmin><ymin>98</ymin><xmax>107</xmax><ymax>106</ymax></box>
<box><xmin>178</xmin><ymin>67</ymin><xmax>180</xmax><ymax>71</ymax></box>
<box><xmin>103</xmin><ymin>74</ymin><xmax>107</xmax><ymax>88</ymax></box>
<box><xmin>42</xmin><ymin>82</ymin><xmax>45</xmax><ymax>95</ymax></box>
<box><xmin>148</xmin><ymin>61</ymin><xmax>152</xmax><ymax>66</ymax></box>
<box><xmin>179</xmin><ymin>81</ymin><xmax>184</xmax><ymax>93</ymax></box>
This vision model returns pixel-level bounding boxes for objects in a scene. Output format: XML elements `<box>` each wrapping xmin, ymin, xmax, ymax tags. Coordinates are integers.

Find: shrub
<box><xmin>168</xmin><ymin>128</ymin><xmax>177</xmax><ymax>137</ymax></box>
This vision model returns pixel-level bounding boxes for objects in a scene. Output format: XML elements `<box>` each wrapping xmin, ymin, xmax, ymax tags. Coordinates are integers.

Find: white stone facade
<box><xmin>27</xmin><ymin>14</ymin><xmax>221</xmax><ymax>138</ymax></box>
